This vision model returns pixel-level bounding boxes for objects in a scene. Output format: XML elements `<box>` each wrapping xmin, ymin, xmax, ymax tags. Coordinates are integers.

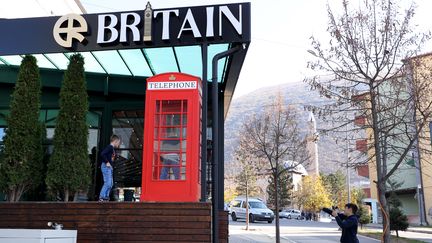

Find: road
<box><xmin>229</xmin><ymin>217</ymin><xmax>432</xmax><ymax>243</ymax></box>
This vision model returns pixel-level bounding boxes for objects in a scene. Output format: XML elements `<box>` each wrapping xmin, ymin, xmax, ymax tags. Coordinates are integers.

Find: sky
<box><xmin>79</xmin><ymin>0</ymin><xmax>432</xmax><ymax>99</ymax></box>
<box><xmin>81</xmin><ymin>0</ymin><xmax>330</xmax><ymax>98</ymax></box>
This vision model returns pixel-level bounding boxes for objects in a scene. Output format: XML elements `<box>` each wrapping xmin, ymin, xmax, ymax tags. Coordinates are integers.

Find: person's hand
<box><xmin>331</xmin><ymin>210</ymin><xmax>338</xmax><ymax>217</ymax></box>
<box><xmin>106</xmin><ymin>162</ymin><xmax>111</xmax><ymax>167</ymax></box>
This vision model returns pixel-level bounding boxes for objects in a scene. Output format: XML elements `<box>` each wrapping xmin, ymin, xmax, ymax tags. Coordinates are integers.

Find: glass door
<box><xmin>112</xmin><ymin>110</ymin><xmax>144</xmax><ymax>188</ymax></box>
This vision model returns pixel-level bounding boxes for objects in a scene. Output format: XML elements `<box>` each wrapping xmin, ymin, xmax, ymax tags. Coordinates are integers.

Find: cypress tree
<box><xmin>358</xmin><ymin>205</ymin><xmax>371</xmax><ymax>229</ymax></box>
<box><xmin>46</xmin><ymin>54</ymin><xmax>90</xmax><ymax>202</ymax></box>
<box><xmin>0</xmin><ymin>55</ymin><xmax>43</xmax><ymax>202</ymax></box>
<box><xmin>388</xmin><ymin>190</ymin><xmax>409</xmax><ymax>237</ymax></box>
<box><xmin>267</xmin><ymin>165</ymin><xmax>294</xmax><ymax>209</ymax></box>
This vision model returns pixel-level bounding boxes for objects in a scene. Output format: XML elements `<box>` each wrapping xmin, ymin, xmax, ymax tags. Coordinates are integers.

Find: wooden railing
<box><xmin>0</xmin><ymin>202</ymin><xmax>228</xmax><ymax>243</ymax></box>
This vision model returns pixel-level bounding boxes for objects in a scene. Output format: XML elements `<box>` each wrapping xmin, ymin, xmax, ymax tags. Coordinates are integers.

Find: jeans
<box><xmin>160</xmin><ymin>157</ymin><xmax>180</xmax><ymax>180</ymax></box>
<box><xmin>99</xmin><ymin>163</ymin><xmax>113</xmax><ymax>200</ymax></box>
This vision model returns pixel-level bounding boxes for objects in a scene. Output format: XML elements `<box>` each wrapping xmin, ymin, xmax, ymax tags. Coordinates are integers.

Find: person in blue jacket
<box><xmin>98</xmin><ymin>135</ymin><xmax>121</xmax><ymax>202</ymax></box>
<box><xmin>323</xmin><ymin>203</ymin><xmax>359</xmax><ymax>243</ymax></box>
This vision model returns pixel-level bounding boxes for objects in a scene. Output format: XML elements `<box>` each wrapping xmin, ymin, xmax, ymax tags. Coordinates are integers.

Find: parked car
<box><xmin>230</xmin><ymin>198</ymin><xmax>274</xmax><ymax>223</ymax></box>
<box><xmin>279</xmin><ymin>209</ymin><xmax>292</xmax><ymax>219</ymax></box>
<box><xmin>280</xmin><ymin>209</ymin><xmax>302</xmax><ymax>219</ymax></box>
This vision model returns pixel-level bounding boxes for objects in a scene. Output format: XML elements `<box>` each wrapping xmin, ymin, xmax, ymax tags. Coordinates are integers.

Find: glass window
<box><xmin>44</xmin><ymin>53</ymin><xmax>70</xmax><ymax>70</ymax></box>
<box><xmin>144</xmin><ymin>47</ymin><xmax>179</xmax><ymax>74</ymax></box>
<box><xmin>46</xmin><ymin>128</ymin><xmax>55</xmax><ymax>140</ymax></box>
<box><xmin>249</xmin><ymin>201</ymin><xmax>267</xmax><ymax>209</ymax></box>
<box><xmin>65</xmin><ymin>52</ymin><xmax>106</xmax><ymax>74</ymax></box>
<box><xmin>241</xmin><ymin>201</ymin><xmax>247</xmax><ymax>208</ymax></box>
<box><xmin>118</xmin><ymin>49</ymin><xmax>153</xmax><ymax>77</ymax></box>
<box><xmin>92</xmin><ymin>50</ymin><xmax>131</xmax><ymax>75</ymax></box>
<box><xmin>231</xmin><ymin>200</ymin><xmax>241</xmax><ymax>208</ymax></box>
<box><xmin>34</xmin><ymin>54</ymin><xmax>56</xmax><ymax>69</ymax></box>
<box><xmin>175</xmin><ymin>45</ymin><xmax>202</xmax><ymax>77</ymax></box>
<box><xmin>153</xmin><ymin>99</ymin><xmax>187</xmax><ymax>180</ymax></box>
<box><xmin>0</xmin><ymin>127</ymin><xmax>5</xmax><ymax>142</ymax></box>
<box><xmin>0</xmin><ymin>55</ymin><xmax>22</xmax><ymax>65</ymax></box>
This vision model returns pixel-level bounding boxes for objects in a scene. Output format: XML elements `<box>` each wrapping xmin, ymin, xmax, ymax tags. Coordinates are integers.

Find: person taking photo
<box><xmin>323</xmin><ymin>203</ymin><xmax>360</xmax><ymax>243</ymax></box>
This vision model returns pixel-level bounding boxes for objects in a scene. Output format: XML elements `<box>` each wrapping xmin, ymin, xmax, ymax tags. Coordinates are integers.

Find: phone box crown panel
<box><xmin>146</xmin><ymin>72</ymin><xmax>202</xmax><ymax>94</ymax></box>
<box><xmin>141</xmin><ymin>73</ymin><xmax>202</xmax><ymax>202</ymax></box>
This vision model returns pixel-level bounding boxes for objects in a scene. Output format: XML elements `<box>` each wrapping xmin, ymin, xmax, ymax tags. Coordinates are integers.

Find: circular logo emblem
<box><xmin>53</xmin><ymin>14</ymin><xmax>88</xmax><ymax>48</ymax></box>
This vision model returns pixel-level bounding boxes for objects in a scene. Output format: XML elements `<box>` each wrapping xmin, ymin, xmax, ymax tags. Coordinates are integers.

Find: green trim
<box><xmin>0</xmin><ymin>65</ymin><xmax>147</xmax><ymax>95</ymax></box>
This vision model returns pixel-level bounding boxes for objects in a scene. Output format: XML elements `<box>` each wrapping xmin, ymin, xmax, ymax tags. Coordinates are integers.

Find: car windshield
<box><xmin>249</xmin><ymin>201</ymin><xmax>267</xmax><ymax>209</ymax></box>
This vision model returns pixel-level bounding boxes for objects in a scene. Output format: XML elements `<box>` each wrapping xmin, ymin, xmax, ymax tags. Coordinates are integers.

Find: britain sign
<box><xmin>0</xmin><ymin>2</ymin><xmax>251</xmax><ymax>55</ymax></box>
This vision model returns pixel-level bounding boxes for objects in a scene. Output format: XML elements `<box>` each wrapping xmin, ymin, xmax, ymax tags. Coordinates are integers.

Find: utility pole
<box><xmin>346</xmin><ymin>113</ymin><xmax>351</xmax><ymax>203</ymax></box>
<box><xmin>309</xmin><ymin>112</ymin><xmax>319</xmax><ymax>176</ymax></box>
<box><xmin>413</xmin><ymin>150</ymin><xmax>427</xmax><ymax>226</ymax></box>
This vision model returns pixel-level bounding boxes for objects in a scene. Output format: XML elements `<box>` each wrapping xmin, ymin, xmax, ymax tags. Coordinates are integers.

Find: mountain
<box><xmin>224</xmin><ymin>82</ymin><xmax>367</xmax><ymax>185</ymax></box>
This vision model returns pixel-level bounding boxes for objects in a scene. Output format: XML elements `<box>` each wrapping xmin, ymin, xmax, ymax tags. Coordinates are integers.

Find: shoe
<box><xmin>98</xmin><ymin>198</ymin><xmax>105</xmax><ymax>202</ymax></box>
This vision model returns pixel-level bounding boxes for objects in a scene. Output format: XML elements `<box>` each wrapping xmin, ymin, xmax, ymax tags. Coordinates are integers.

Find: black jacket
<box><xmin>335</xmin><ymin>214</ymin><xmax>359</xmax><ymax>243</ymax></box>
<box><xmin>100</xmin><ymin>144</ymin><xmax>115</xmax><ymax>164</ymax></box>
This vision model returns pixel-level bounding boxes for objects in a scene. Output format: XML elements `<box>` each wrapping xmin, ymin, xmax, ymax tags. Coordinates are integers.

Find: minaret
<box><xmin>143</xmin><ymin>2</ymin><xmax>153</xmax><ymax>42</ymax></box>
<box><xmin>307</xmin><ymin>111</ymin><xmax>319</xmax><ymax>176</ymax></box>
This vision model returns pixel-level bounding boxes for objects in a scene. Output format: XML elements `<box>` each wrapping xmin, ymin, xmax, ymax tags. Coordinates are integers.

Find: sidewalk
<box><xmin>365</xmin><ymin>223</ymin><xmax>432</xmax><ymax>234</ymax></box>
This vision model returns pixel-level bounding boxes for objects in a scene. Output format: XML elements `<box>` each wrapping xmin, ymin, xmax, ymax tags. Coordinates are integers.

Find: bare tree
<box><xmin>305</xmin><ymin>0</ymin><xmax>432</xmax><ymax>241</ymax></box>
<box><xmin>233</xmin><ymin>143</ymin><xmax>261</xmax><ymax>230</ymax></box>
<box><xmin>240</xmin><ymin>95</ymin><xmax>310</xmax><ymax>243</ymax></box>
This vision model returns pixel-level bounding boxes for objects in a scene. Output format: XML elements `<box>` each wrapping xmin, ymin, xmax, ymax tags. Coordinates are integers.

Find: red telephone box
<box><xmin>141</xmin><ymin>72</ymin><xmax>202</xmax><ymax>202</ymax></box>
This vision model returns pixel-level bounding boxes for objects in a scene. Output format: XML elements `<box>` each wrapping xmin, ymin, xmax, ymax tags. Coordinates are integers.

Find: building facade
<box><xmin>355</xmin><ymin>53</ymin><xmax>432</xmax><ymax>225</ymax></box>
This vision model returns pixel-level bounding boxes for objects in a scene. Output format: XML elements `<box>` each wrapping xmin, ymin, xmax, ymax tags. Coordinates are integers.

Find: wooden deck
<box><xmin>0</xmin><ymin>202</ymin><xmax>227</xmax><ymax>243</ymax></box>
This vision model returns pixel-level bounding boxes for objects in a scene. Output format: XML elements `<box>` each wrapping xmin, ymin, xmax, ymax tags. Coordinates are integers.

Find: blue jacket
<box><xmin>100</xmin><ymin>144</ymin><xmax>115</xmax><ymax>165</ymax></box>
<box><xmin>335</xmin><ymin>214</ymin><xmax>359</xmax><ymax>243</ymax></box>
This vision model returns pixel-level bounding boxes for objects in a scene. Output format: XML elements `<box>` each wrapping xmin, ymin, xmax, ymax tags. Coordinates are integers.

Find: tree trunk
<box><xmin>64</xmin><ymin>189</ymin><xmax>69</xmax><ymax>202</ymax></box>
<box><xmin>7</xmin><ymin>187</ymin><xmax>24</xmax><ymax>202</ymax></box>
<box><xmin>246</xmin><ymin>177</ymin><xmax>249</xmax><ymax>231</ymax></box>
<box><xmin>378</xmin><ymin>181</ymin><xmax>391</xmax><ymax>243</ymax></box>
<box><xmin>7</xmin><ymin>189</ymin><xmax>15</xmax><ymax>202</ymax></box>
<box><xmin>369</xmin><ymin>86</ymin><xmax>391</xmax><ymax>243</ymax></box>
<box><xmin>274</xmin><ymin>172</ymin><xmax>280</xmax><ymax>243</ymax></box>
<box><xmin>16</xmin><ymin>185</ymin><xmax>26</xmax><ymax>202</ymax></box>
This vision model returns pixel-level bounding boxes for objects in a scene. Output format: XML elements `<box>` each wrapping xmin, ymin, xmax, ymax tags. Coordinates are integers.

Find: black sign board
<box><xmin>0</xmin><ymin>2</ymin><xmax>250</xmax><ymax>55</ymax></box>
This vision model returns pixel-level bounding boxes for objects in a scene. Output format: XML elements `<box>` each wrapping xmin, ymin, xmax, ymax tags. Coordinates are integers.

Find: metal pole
<box><xmin>413</xmin><ymin>150</ymin><xmax>427</xmax><ymax>226</ymax></box>
<box><xmin>211</xmin><ymin>45</ymin><xmax>242</xmax><ymax>243</ymax></box>
<box><xmin>347</xmin><ymin>160</ymin><xmax>351</xmax><ymax>203</ymax></box>
<box><xmin>201</xmin><ymin>44</ymin><xmax>208</xmax><ymax>202</ymax></box>
<box><xmin>346</xmin><ymin>114</ymin><xmax>351</xmax><ymax>203</ymax></box>
<box><xmin>310</xmin><ymin>112</ymin><xmax>319</xmax><ymax>175</ymax></box>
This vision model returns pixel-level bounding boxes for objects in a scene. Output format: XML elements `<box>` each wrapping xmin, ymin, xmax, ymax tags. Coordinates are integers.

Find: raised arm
<box><xmin>335</xmin><ymin>216</ymin><xmax>356</xmax><ymax>229</ymax></box>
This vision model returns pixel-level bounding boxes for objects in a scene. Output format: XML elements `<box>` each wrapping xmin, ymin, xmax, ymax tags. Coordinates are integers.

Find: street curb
<box><xmin>406</xmin><ymin>229</ymin><xmax>432</xmax><ymax>235</ymax></box>
<box><xmin>364</xmin><ymin>224</ymin><xmax>432</xmax><ymax>235</ymax></box>
<box><xmin>357</xmin><ymin>234</ymin><xmax>381</xmax><ymax>242</ymax></box>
